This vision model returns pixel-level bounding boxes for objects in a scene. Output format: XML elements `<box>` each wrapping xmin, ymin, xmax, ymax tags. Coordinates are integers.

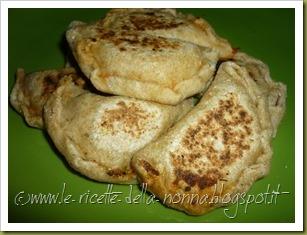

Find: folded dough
<box><xmin>10</xmin><ymin>67</ymin><xmax>84</xmax><ymax>128</ymax></box>
<box><xmin>44</xmin><ymin>79</ymin><xmax>196</xmax><ymax>184</ymax></box>
<box><xmin>233</xmin><ymin>52</ymin><xmax>287</xmax><ymax>137</ymax></box>
<box><xmin>66</xmin><ymin>9</ymin><xmax>227</xmax><ymax>105</ymax></box>
<box><xmin>132</xmin><ymin>61</ymin><xmax>286</xmax><ymax>215</ymax></box>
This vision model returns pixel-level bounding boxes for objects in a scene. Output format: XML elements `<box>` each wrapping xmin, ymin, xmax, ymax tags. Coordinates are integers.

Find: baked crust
<box><xmin>132</xmin><ymin>61</ymin><xmax>286</xmax><ymax>215</ymax></box>
<box><xmin>102</xmin><ymin>9</ymin><xmax>233</xmax><ymax>59</ymax></box>
<box><xmin>44</xmin><ymin>79</ymin><xmax>195</xmax><ymax>183</ymax></box>
<box><xmin>66</xmin><ymin>9</ymin><xmax>232</xmax><ymax>105</ymax></box>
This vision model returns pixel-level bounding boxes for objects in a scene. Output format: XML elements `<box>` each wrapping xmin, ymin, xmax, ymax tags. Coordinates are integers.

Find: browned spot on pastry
<box><xmin>20</xmin><ymin>72</ymin><xmax>60</xmax><ymax>119</ymax></box>
<box><xmin>43</xmin><ymin>74</ymin><xmax>60</xmax><ymax>95</ymax></box>
<box><xmin>174</xmin><ymin>169</ymin><xmax>222</xmax><ymax>190</ymax></box>
<box><xmin>232</xmin><ymin>47</ymin><xmax>239</xmax><ymax>55</ymax></box>
<box><xmin>27</xmin><ymin>105</ymin><xmax>41</xmax><ymax>117</ymax></box>
<box><xmin>128</xmin><ymin>13</ymin><xmax>184</xmax><ymax>31</ymax></box>
<box><xmin>43</xmin><ymin>69</ymin><xmax>85</xmax><ymax>95</ymax></box>
<box><xmin>185</xmin><ymin>186</ymin><xmax>191</xmax><ymax>192</ymax></box>
<box><xmin>141</xmin><ymin>160</ymin><xmax>159</xmax><ymax>176</ymax></box>
<box><xmin>97</xmin><ymin>29</ymin><xmax>116</xmax><ymax>39</ymax></box>
<box><xmin>171</xmin><ymin>94</ymin><xmax>254</xmax><ymax>189</ymax></box>
<box><xmin>72</xmin><ymin>77</ymin><xmax>86</xmax><ymax>87</ymax></box>
<box><xmin>140</xmin><ymin>36</ymin><xmax>179</xmax><ymax>50</ymax></box>
<box><xmin>107</xmin><ymin>169</ymin><xmax>127</xmax><ymax>177</ymax></box>
<box><xmin>239</xmin><ymin>110</ymin><xmax>247</xmax><ymax>119</ymax></box>
<box><xmin>101</xmin><ymin>101</ymin><xmax>153</xmax><ymax>138</ymax></box>
<box><xmin>145</xmin><ymin>12</ymin><xmax>155</xmax><ymax>16</ymax></box>
<box><xmin>121</xmin><ymin>24</ymin><xmax>130</xmax><ymax>30</ymax></box>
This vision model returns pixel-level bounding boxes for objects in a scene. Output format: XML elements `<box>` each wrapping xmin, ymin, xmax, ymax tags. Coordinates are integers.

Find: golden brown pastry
<box><xmin>66</xmin><ymin>9</ymin><xmax>227</xmax><ymax>105</ymax></box>
<box><xmin>132</xmin><ymin>61</ymin><xmax>286</xmax><ymax>215</ymax></box>
<box><xmin>44</xmin><ymin>79</ymin><xmax>196</xmax><ymax>184</ymax></box>
<box><xmin>10</xmin><ymin>67</ymin><xmax>84</xmax><ymax>128</ymax></box>
<box><xmin>102</xmin><ymin>9</ymin><xmax>233</xmax><ymax>58</ymax></box>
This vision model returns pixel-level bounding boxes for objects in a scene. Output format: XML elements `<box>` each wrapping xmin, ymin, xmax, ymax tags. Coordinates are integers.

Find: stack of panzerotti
<box><xmin>10</xmin><ymin>9</ymin><xmax>286</xmax><ymax>215</ymax></box>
